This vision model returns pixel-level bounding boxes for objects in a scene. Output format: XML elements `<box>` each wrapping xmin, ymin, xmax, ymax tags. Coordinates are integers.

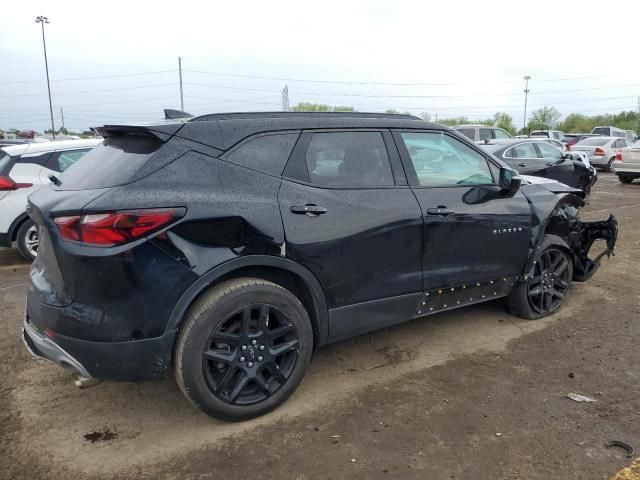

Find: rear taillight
<box><xmin>0</xmin><ymin>176</ymin><xmax>32</xmax><ymax>191</ymax></box>
<box><xmin>616</xmin><ymin>151</ymin><xmax>622</xmax><ymax>161</ymax></box>
<box><xmin>566</xmin><ymin>144</ymin><xmax>571</xmax><ymax>150</ymax></box>
<box><xmin>594</xmin><ymin>147</ymin><xmax>605</xmax><ymax>156</ymax></box>
<box><xmin>54</xmin><ymin>208</ymin><xmax>184</xmax><ymax>247</ymax></box>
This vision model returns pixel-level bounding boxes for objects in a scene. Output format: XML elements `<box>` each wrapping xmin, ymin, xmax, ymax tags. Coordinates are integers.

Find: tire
<box><xmin>618</xmin><ymin>175</ymin><xmax>633</xmax><ymax>184</ymax></box>
<box><xmin>604</xmin><ymin>157</ymin><xmax>615</xmax><ymax>173</ymax></box>
<box><xmin>508</xmin><ymin>239</ymin><xmax>573</xmax><ymax>320</ymax></box>
<box><xmin>16</xmin><ymin>219</ymin><xmax>39</xmax><ymax>262</ymax></box>
<box><xmin>175</xmin><ymin>278</ymin><xmax>313</xmax><ymax>421</ymax></box>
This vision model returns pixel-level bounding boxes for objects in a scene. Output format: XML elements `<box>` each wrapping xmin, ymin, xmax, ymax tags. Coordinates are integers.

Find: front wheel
<box><xmin>175</xmin><ymin>278</ymin><xmax>313</xmax><ymax>421</ymax></box>
<box><xmin>508</xmin><ymin>243</ymin><xmax>573</xmax><ymax>320</ymax></box>
<box><xmin>16</xmin><ymin>219</ymin><xmax>39</xmax><ymax>262</ymax></box>
<box><xmin>618</xmin><ymin>175</ymin><xmax>633</xmax><ymax>184</ymax></box>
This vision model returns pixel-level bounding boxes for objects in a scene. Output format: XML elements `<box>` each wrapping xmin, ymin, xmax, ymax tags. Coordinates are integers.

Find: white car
<box><xmin>613</xmin><ymin>140</ymin><xmax>640</xmax><ymax>183</ymax></box>
<box><xmin>0</xmin><ymin>139</ymin><xmax>101</xmax><ymax>260</ymax></box>
<box><xmin>569</xmin><ymin>136</ymin><xmax>634</xmax><ymax>172</ymax></box>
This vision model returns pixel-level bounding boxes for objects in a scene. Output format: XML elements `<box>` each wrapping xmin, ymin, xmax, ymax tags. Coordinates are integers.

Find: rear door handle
<box><xmin>518</xmin><ymin>163</ymin><xmax>527</xmax><ymax>168</ymax></box>
<box><xmin>290</xmin><ymin>204</ymin><xmax>328</xmax><ymax>216</ymax></box>
<box><xmin>426</xmin><ymin>207</ymin><xmax>454</xmax><ymax>216</ymax></box>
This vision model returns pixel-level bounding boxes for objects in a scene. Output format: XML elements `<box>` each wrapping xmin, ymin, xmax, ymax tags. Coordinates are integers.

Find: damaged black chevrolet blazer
<box><xmin>23</xmin><ymin>112</ymin><xmax>618</xmax><ymax>420</ymax></box>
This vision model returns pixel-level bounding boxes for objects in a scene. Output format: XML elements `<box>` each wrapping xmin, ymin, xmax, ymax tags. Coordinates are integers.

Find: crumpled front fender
<box><xmin>572</xmin><ymin>214</ymin><xmax>618</xmax><ymax>281</ymax></box>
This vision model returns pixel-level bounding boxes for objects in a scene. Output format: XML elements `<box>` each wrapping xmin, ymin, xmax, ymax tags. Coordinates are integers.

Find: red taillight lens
<box><xmin>594</xmin><ymin>147</ymin><xmax>605</xmax><ymax>156</ymax></box>
<box><xmin>616</xmin><ymin>151</ymin><xmax>623</xmax><ymax>161</ymax></box>
<box><xmin>0</xmin><ymin>176</ymin><xmax>33</xmax><ymax>190</ymax></box>
<box><xmin>54</xmin><ymin>208</ymin><xmax>184</xmax><ymax>247</ymax></box>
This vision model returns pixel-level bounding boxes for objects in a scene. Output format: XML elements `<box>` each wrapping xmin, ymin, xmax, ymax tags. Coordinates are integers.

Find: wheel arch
<box><xmin>165</xmin><ymin>255</ymin><xmax>329</xmax><ymax>351</ymax></box>
<box><xmin>9</xmin><ymin>212</ymin><xmax>30</xmax><ymax>242</ymax></box>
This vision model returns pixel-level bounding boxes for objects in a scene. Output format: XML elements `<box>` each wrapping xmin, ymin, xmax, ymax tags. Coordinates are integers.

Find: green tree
<box><xmin>492</xmin><ymin>112</ymin><xmax>516</xmax><ymax>134</ymax></box>
<box><xmin>419</xmin><ymin>112</ymin><xmax>432</xmax><ymax>122</ymax></box>
<box><xmin>290</xmin><ymin>103</ymin><xmax>355</xmax><ymax>112</ymax></box>
<box><xmin>527</xmin><ymin>106</ymin><xmax>561</xmax><ymax>131</ymax></box>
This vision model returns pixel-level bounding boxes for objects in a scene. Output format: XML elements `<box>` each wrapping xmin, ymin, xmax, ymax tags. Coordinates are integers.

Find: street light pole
<box><xmin>35</xmin><ymin>16</ymin><xmax>55</xmax><ymax>140</ymax></box>
<box><xmin>523</xmin><ymin>75</ymin><xmax>531</xmax><ymax>134</ymax></box>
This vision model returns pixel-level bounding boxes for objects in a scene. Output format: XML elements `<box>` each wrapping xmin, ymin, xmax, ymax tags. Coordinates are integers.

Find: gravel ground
<box><xmin>1</xmin><ymin>173</ymin><xmax>638</xmax><ymax>480</ymax></box>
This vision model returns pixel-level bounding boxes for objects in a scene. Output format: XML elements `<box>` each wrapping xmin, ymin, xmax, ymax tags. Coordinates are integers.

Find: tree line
<box><xmin>290</xmin><ymin>102</ymin><xmax>639</xmax><ymax>135</ymax></box>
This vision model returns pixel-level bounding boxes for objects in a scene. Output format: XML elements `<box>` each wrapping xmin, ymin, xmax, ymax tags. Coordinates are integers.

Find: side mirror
<box><xmin>498</xmin><ymin>167</ymin><xmax>521</xmax><ymax>196</ymax></box>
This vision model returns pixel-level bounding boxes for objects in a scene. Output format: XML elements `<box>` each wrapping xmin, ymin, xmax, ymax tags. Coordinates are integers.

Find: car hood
<box><xmin>520</xmin><ymin>175</ymin><xmax>586</xmax><ymax>198</ymax></box>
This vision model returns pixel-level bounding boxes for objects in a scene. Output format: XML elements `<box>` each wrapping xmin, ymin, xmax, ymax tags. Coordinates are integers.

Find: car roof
<box><xmin>0</xmin><ymin>138</ymin><xmax>102</xmax><ymax>156</ymax></box>
<box><xmin>452</xmin><ymin>124</ymin><xmax>501</xmax><ymax>128</ymax></box>
<box><xmin>95</xmin><ymin>112</ymin><xmax>444</xmax><ymax>151</ymax></box>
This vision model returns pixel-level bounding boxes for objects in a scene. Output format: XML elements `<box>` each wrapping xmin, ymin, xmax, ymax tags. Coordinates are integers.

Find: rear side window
<box><xmin>456</xmin><ymin>128</ymin><xmax>475</xmax><ymax>140</ymax></box>
<box><xmin>58</xmin><ymin>136</ymin><xmax>159</xmax><ymax>190</ymax></box>
<box><xmin>225</xmin><ymin>133</ymin><xmax>299</xmax><ymax>176</ymax></box>
<box><xmin>507</xmin><ymin>143</ymin><xmax>539</xmax><ymax>158</ymax></box>
<box><xmin>52</xmin><ymin>149</ymin><xmax>92</xmax><ymax>172</ymax></box>
<box><xmin>305</xmin><ymin>132</ymin><xmax>394</xmax><ymax>186</ymax></box>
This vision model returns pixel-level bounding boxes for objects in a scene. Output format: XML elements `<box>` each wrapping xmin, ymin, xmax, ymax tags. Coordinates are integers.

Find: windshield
<box><xmin>592</xmin><ymin>127</ymin><xmax>610</xmax><ymax>135</ymax></box>
<box><xmin>576</xmin><ymin>137</ymin><xmax>610</xmax><ymax>146</ymax></box>
<box><xmin>530</xmin><ymin>131</ymin><xmax>549</xmax><ymax>137</ymax></box>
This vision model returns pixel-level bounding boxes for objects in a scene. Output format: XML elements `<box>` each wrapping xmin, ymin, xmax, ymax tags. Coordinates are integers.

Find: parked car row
<box><xmin>19</xmin><ymin>111</ymin><xmax>618</xmax><ymax>421</ymax></box>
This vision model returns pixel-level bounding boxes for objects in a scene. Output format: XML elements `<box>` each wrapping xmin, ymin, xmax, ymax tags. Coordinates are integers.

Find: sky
<box><xmin>1</xmin><ymin>0</ymin><xmax>639</xmax><ymax>133</ymax></box>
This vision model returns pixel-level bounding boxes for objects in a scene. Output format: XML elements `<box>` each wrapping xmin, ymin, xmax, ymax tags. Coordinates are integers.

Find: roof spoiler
<box><xmin>91</xmin><ymin>123</ymin><xmax>184</xmax><ymax>142</ymax></box>
<box><xmin>164</xmin><ymin>109</ymin><xmax>193</xmax><ymax>120</ymax></box>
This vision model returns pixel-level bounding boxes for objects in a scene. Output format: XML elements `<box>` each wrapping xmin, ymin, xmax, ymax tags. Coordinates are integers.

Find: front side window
<box><xmin>536</xmin><ymin>142</ymin><xmax>563</xmax><ymax>161</ymax></box>
<box><xmin>399</xmin><ymin>132</ymin><xmax>493</xmax><ymax>186</ymax></box>
<box><xmin>479</xmin><ymin>128</ymin><xmax>493</xmax><ymax>141</ymax></box>
<box><xmin>226</xmin><ymin>133</ymin><xmax>299</xmax><ymax>176</ymax></box>
<box><xmin>55</xmin><ymin>149</ymin><xmax>92</xmax><ymax>172</ymax></box>
<box><xmin>494</xmin><ymin>128</ymin><xmax>511</xmax><ymax>139</ymax></box>
<box><xmin>305</xmin><ymin>132</ymin><xmax>394</xmax><ymax>186</ymax></box>
<box><xmin>507</xmin><ymin>143</ymin><xmax>539</xmax><ymax>159</ymax></box>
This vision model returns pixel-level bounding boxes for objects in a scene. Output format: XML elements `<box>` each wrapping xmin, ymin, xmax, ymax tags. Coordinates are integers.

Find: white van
<box><xmin>591</xmin><ymin>126</ymin><xmax>626</xmax><ymax>138</ymax></box>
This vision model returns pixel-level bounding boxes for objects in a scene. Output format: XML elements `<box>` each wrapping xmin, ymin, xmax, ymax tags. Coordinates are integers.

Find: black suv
<box><xmin>23</xmin><ymin>112</ymin><xmax>617</xmax><ymax>420</ymax></box>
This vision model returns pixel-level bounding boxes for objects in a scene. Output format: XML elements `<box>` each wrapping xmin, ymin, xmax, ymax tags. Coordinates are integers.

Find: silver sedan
<box><xmin>570</xmin><ymin>136</ymin><xmax>633</xmax><ymax>172</ymax></box>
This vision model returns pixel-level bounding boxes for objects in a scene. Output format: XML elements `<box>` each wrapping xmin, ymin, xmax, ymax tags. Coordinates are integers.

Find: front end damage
<box><xmin>521</xmin><ymin>184</ymin><xmax>618</xmax><ymax>283</ymax></box>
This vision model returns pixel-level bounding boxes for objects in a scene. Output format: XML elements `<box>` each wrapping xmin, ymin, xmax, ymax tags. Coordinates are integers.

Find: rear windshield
<box><xmin>0</xmin><ymin>152</ymin><xmax>14</xmax><ymax>175</ymax></box>
<box><xmin>591</xmin><ymin>127</ymin><xmax>610</xmax><ymax>135</ymax></box>
<box><xmin>576</xmin><ymin>137</ymin><xmax>609</xmax><ymax>146</ymax></box>
<box><xmin>58</xmin><ymin>136</ymin><xmax>160</xmax><ymax>190</ymax></box>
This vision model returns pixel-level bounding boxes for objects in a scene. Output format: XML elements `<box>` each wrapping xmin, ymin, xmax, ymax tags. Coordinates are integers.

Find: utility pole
<box><xmin>36</xmin><ymin>16</ymin><xmax>55</xmax><ymax>140</ymax></box>
<box><xmin>636</xmin><ymin>96</ymin><xmax>639</xmax><ymax>136</ymax></box>
<box><xmin>178</xmin><ymin>57</ymin><xmax>184</xmax><ymax>111</ymax></box>
<box><xmin>523</xmin><ymin>75</ymin><xmax>531</xmax><ymax>134</ymax></box>
<box><xmin>60</xmin><ymin>107</ymin><xmax>65</xmax><ymax>131</ymax></box>
<box><xmin>281</xmin><ymin>85</ymin><xmax>289</xmax><ymax>111</ymax></box>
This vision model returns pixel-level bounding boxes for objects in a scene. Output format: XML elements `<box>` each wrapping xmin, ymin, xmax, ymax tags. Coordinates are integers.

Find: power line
<box><xmin>0</xmin><ymin>69</ymin><xmax>175</xmax><ymax>86</ymax></box>
<box><xmin>0</xmin><ymin>83</ymin><xmax>177</xmax><ymax>98</ymax></box>
<box><xmin>184</xmin><ymin>68</ymin><xmax>616</xmax><ymax>87</ymax></box>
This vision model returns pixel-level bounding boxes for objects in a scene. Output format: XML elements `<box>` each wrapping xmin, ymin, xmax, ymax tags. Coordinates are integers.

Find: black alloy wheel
<box><xmin>203</xmin><ymin>304</ymin><xmax>299</xmax><ymax>405</ymax></box>
<box><xmin>527</xmin><ymin>248</ymin><xmax>571</xmax><ymax>315</ymax></box>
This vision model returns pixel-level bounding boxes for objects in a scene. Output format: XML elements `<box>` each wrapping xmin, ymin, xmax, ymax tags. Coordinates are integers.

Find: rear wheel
<box><xmin>604</xmin><ymin>157</ymin><xmax>615</xmax><ymax>172</ymax></box>
<box><xmin>175</xmin><ymin>278</ymin><xmax>313</xmax><ymax>421</ymax></box>
<box><xmin>618</xmin><ymin>175</ymin><xmax>633</xmax><ymax>184</ymax></box>
<box><xmin>508</xmin><ymin>242</ymin><xmax>573</xmax><ymax>320</ymax></box>
<box><xmin>16</xmin><ymin>219</ymin><xmax>39</xmax><ymax>262</ymax></box>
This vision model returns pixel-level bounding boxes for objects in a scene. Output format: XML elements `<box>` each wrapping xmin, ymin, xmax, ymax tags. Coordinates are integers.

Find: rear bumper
<box><xmin>22</xmin><ymin>313</ymin><xmax>177</xmax><ymax>381</ymax></box>
<box><xmin>613</xmin><ymin>167</ymin><xmax>640</xmax><ymax>176</ymax></box>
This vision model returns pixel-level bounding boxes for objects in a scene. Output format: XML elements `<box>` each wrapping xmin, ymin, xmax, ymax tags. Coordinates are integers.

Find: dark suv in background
<box><xmin>23</xmin><ymin>112</ymin><xmax>617</xmax><ymax>420</ymax></box>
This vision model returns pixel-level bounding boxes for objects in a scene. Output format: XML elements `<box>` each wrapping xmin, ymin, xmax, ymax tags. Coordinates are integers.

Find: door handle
<box><xmin>426</xmin><ymin>207</ymin><xmax>455</xmax><ymax>216</ymax></box>
<box><xmin>290</xmin><ymin>204</ymin><xmax>328</xmax><ymax>216</ymax></box>
<box><xmin>518</xmin><ymin>163</ymin><xmax>527</xmax><ymax>168</ymax></box>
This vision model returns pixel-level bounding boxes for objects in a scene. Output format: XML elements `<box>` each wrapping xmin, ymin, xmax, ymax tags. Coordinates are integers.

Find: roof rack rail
<box><xmin>189</xmin><ymin>111</ymin><xmax>422</xmax><ymax>122</ymax></box>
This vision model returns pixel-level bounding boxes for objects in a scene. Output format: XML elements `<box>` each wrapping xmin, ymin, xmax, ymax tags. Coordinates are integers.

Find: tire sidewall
<box><xmin>16</xmin><ymin>219</ymin><xmax>37</xmax><ymax>262</ymax></box>
<box><xmin>176</xmin><ymin>280</ymin><xmax>313</xmax><ymax>421</ymax></box>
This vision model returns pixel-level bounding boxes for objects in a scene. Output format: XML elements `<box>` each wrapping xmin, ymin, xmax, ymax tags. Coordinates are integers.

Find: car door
<box><xmin>534</xmin><ymin>142</ymin><xmax>578</xmax><ymax>186</ymax></box>
<box><xmin>393</xmin><ymin>130</ymin><xmax>531</xmax><ymax>296</ymax></box>
<box><xmin>503</xmin><ymin>141</ymin><xmax>547</xmax><ymax>175</ymax></box>
<box><xmin>278</xmin><ymin>129</ymin><xmax>424</xmax><ymax>341</ymax></box>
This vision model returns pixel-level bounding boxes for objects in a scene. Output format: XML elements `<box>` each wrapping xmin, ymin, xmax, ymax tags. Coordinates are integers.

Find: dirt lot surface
<box><xmin>1</xmin><ymin>173</ymin><xmax>639</xmax><ymax>480</ymax></box>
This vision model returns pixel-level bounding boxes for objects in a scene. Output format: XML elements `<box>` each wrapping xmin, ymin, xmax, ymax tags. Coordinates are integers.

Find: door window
<box><xmin>506</xmin><ymin>142</ymin><xmax>539</xmax><ymax>159</ymax></box>
<box><xmin>478</xmin><ymin>128</ymin><xmax>493</xmax><ymax>141</ymax></box>
<box><xmin>305</xmin><ymin>132</ymin><xmax>394</xmax><ymax>186</ymax></box>
<box><xmin>226</xmin><ymin>133</ymin><xmax>299</xmax><ymax>176</ymax></box>
<box><xmin>493</xmin><ymin>128</ymin><xmax>511</xmax><ymax>139</ymax></box>
<box><xmin>399</xmin><ymin>132</ymin><xmax>493</xmax><ymax>186</ymax></box>
<box><xmin>536</xmin><ymin>142</ymin><xmax>563</xmax><ymax>161</ymax></box>
<box><xmin>55</xmin><ymin>149</ymin><xmax>92</xmax><ymax>172</ymax></box>
<box><xmin>456</xmin><ymin>128</ymin><xmax>475</xmax><ymax>140</ymax></box>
